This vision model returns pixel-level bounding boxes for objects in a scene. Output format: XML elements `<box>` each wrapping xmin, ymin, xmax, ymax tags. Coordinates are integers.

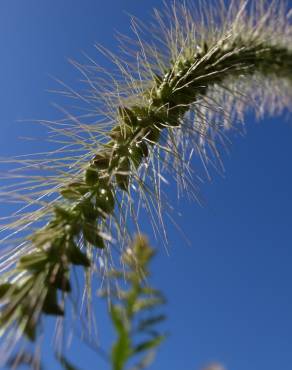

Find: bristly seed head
<box><xmin>0</xmin><ymin>0</ymin><xmax>291</xmax><ymax>355</ymax></box>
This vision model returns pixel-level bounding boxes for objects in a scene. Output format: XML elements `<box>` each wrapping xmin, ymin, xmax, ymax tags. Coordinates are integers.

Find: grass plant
<box><xmin>0</xmin><ymin>0</ymin><xmax>291</xmax><ymax>365</ymax></box>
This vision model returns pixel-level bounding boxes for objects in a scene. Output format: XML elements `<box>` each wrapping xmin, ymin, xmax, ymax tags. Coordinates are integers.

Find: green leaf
<box><xmin>140</xmin><ymin>287</ymin><xmax>163</xmax><ymax>297</ymax></box>
<box><xmin>137</xmin><ymin>315</ymin><xmax>166</xmax><ymax>332</ymax></box>
<box><xmin>110</xmin><ymin>305</ymin><xmax>127</xmax><ymax>336</ymax></box>
<box><xmin>133</xmin><ymin>335</ymin><xmax>165</xmax><ymax>354</ymax></box>
<box><xmin>133</xmin><ymin>297</ymin><xmax>165</xmax><ymax>313</ymax></box>
<box><xmin>110</xmin><ymin>305</ymin><xmax>131</xmax><ymax>370</ymax></box>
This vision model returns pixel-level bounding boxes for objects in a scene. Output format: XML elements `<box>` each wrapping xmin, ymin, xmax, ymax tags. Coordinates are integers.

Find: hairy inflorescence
<box><xmin>0</xmin><ymin>0</ymin><xmax>291</xmax><ymax>358</ymax></box>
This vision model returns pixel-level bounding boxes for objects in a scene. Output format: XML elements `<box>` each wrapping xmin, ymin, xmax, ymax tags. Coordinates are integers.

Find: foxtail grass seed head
<box><xmin>0</xmin><ymin>0</ymin><xmax>291</xmax><ymax>360</ymax></box>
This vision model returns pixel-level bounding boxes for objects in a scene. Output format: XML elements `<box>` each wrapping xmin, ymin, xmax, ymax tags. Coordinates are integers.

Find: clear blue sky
<box><xmin>0</xmin><ymin>1</ymin><xmax>292</xmax><ymax>369</ymax></box>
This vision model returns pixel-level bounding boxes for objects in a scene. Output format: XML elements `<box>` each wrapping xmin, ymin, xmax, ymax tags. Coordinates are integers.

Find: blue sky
<box><xmin>0</xmin><ymin>1</ymin><xmax>292</xmax><ymax>369</ymax></box>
